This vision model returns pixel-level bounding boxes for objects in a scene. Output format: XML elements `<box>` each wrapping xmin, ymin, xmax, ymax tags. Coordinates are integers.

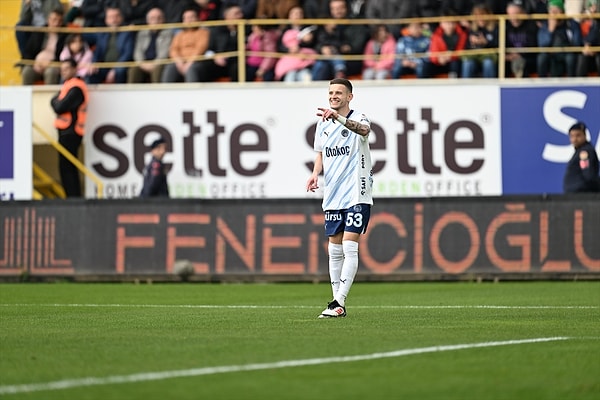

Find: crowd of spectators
<box><xmin>14</xmin><ymin>0</ymin><xmax>600</xmax><ymax>85</ymax></box>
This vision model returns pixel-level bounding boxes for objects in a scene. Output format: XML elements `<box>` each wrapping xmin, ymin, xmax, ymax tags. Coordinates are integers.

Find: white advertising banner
<box><xmin>84</xmin><ymin>83</ymin><xmax>502</xmax><ymax>199</ymax></box>
<box><xmin>0</xmin><ymin>86</ymin><xmax>33</xmax><ymax>201</ymax></box>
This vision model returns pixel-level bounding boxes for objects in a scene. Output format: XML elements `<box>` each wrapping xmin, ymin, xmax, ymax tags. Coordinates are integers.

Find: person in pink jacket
<box><xmin>246</xmin><ymin>23</ymin><xmax>280</xmax><ymax>81</ymax></box>
<box><xmin>59</xmin><ymin>33</ymin><xmax>93</xmax><ymax>79</ymax></box>
<box><xmin>274</xmin><ymin>5</ymin><xmax>317</xmax><ymax>82</ymax></box>
<box><xmin>362</xmin><ymin>24</ymin><xmax>397</xmax><ymax>80</ymax></box>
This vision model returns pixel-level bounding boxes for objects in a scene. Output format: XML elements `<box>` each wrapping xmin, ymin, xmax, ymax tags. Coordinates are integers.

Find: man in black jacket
<box><xmin>563</xmin><ymin>122</ymin><xmax>600</xmax><ymax>193</ymax></box>
<box><xmin>140</xmin><ymin>137</ymin><xmax>170</xmax><ymax>198</ymax></box>
<box><xmin>50</xmin><ymin>58</ymin><xmax>89</xmax><ymax>197</ymax></box>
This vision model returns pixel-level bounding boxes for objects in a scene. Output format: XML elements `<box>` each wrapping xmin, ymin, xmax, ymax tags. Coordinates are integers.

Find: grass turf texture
<box><xmin>0</xmin><ymin>282</ymin><xmax>598</xmax><ymax>400</ymax></box>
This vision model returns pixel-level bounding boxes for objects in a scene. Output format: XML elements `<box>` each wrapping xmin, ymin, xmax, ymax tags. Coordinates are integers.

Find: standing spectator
<box><xmin>161</xmin><ymin>7</ymin><xmax>211</xmax><ymax>82</ymax></box>
<box><xmin>362</xmin><ymin>24</ymin><xmax>397</xmax><ymax>80</ymax></box>
<box><xmin>504</xmin><ymin>0</ymin><xmax>538</xmax><ymax>78</ymax></box>
<box><xmin>392</xmin><ymin>22</ymin><xmax>431</xmax><ymax>79</ymax></box>
<box><xmin>88</xmin><ymin>5</ymin><xmax>135</xmax><ymax>83</ymax></box>
<box><xmin>128</xmin><ymin>7</ymin><xmax>173</xmax><ymax>83</ymax></box>
<box><xmin>563</xmin><ymin>122</ymin><xmax>600</xmax><ymax>193</ymax></box>
<box><xmin>15</xmin><ymin>0</ymin><xmax>63</xmax><ymax>58</ymax></box>
<box><xmin>119</xmin><ymin>0</ymin><xmax>156</xmax><ymax>25</ymax></box>
<box><xmin>577</xmin><ymin>0</ymin><xmax>600</xmax><ymax>76</ymax></box>
<box><xmin>140</xmin><ymin>137</ymin><xmax>170</xmax><ymax>198</ymax></box>
<box><xmin>21</xmin><ymin>8</ymin><xmax>66</xmax><ymax>85</ymax></box>
<box><xmin>204</xmin><ymin>5</ymin><xmax>246</xmax><ymax>82</ymax></box>
<box><xmin>60</xmin><ymin>33</ymin><xmax>94</xmax><ymax>79</ymax></box>
<box><xmin>311</xmin><ymin>0</ymin><xmax>370</xmax><ymax>80</ymax></box>
<box><xmin>245</xmin><ymin>24</ymin><xmax>280</xmax><ymax>81</ymax></box>
<box><xmin>461</xmin><ymin>3</ymin><xmax>499</xmax><ymax>78</ymax></box>
<box><xmin>537</xmin><ymin>0</ymin><xmax>583</xmax><ymax>77</ymax></box>
<box><xmin>306</xmin><ymin>78</ymin><xmax>373</xmax><ymax>319</ymax></box>
<box><xmin>302</xmin><ymin>0</ymin><xmax>329</xmax><ymax>18</ymax></box>
<box><xmin>426</xmin><ymin>11</ymin><xmax>468</xmax><ymax>77</ymax></box>
<box><xmin>50</xmin><ymin>59</ymin><xmax>89</xmax><ymax>197</ymax></box>
<box><xmin>274</xmin><ymin>6</ymin><xmax>317</xmax><ymax>82</ymax></box>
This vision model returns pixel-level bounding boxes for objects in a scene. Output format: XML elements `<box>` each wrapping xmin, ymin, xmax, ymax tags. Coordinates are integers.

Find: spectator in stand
<box><xmin>311</xmin><ymin>0</ymin><xmax>370</xmax><ymax>80</ymax></box>
<box><xmin>119</xmin><ymin>0</ymin><xmax>156</xmax><ymax>25</ymax></box>
<box><xmin>161</xmin><ymin>7</ymin><xmax>211</xmax><ymax>82</ymax></box>
<box><xmin>21</xmin><ymin>8</ymin><xmax>66</xmax><ymax>85</ymax></box>
<box><xmin>365</xmin><ymin>0</ymin><xmax>413</xmax><ymax>38</ymax></box>
<box><xmin>15</xmin><ymin>0</ymin><xmax>63</xmax><ymax>58</ymax></box>
<box><xmin>255</xmin><ymin>0</ymin><xmax>299</xmax><ymax>19</ymax></box>
<box><xmin>59</xmin><ymin>33</ymin><xmax>94</xmax><ymax>80</ymax></box>
<box><xmin>128</xmin><ymin>7</ymin><xmax>173</xmax><ymax>83</ymax></box>
<box><xmin>426</xmin><ymin>11</ymin><xmax>468</xmax><ymax>77</ymax></box>
<box><xmin>195</xmin><ymin>0</ymin><xmax>222</xmax><ymax>20</ymax></box>
<box><xmin>204</xmin><ymin>5</ymin><xmax>246</xmax><ymax>82</ymax></box>
<box><xmin>577</xmin><ymin>0</ymin><xmax>600</xmax><ymax>76</ymax></box>
<box><xmin>392</xmin><ymin>22</ymin><xmax>431</xmax><ymax>79</ymax></box>
<box><xmin>409</xmin><ymin>0</ymin><xmax>444</xmax><ymax>30</ymax></box>
<box><xmin>504</xmin><ymin>0</ymin><xmax>538</xmax><ymax>77</ymax></box>
<box><xmin>220</xmin><ymin>0</ymin><xmax>257</xmax><ymax>18</ymax></box>
<box><xmin>461</xmin><ymin>3</ymin><xmax>499</xmax><ymax>78</ymax></box>
<box><xmin>362</xmin><ymin>24</ymin><xmax>397</xmax><ymax>80</ymax></box>
<box><xmin>537</xmin><ymin>0</ymin><xmax>583</xmax><ymax>77</ymax></box>
<box><xmin>88</xmin><ymin>5</ymin><xmax>135</xmax><ymax>83</ymax></box>
<box><xmin>80</xmin><ymin>0</ymin><xmax>111</xmax><ymax>27</ymax></box>
<box><xmin>274</xmin><ymin>6</ymin><xmax>317</xmax><ymax>82</ymax></box>
<box><xmin>155</xmin><ymin>0</ymin><xmax>194</xmax><ymax>23</ymax></box>
<box><xmin>245</xmin><ymin>23</ymin><xmax>280</xmax><ymax>81</ymax></box>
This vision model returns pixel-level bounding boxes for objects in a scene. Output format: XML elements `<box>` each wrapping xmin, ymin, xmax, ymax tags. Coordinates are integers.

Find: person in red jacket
<box><xmin>425</xmin><ymin>11</ymin><xmax>467</xmax><ymax>78</ymax></box>
<box><xmin>51</xmin><ymin>58</ymin><xmax>89</xmax><ymax>197</ymax></box>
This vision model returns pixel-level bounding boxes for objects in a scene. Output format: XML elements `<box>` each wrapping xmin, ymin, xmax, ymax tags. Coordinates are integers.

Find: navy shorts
<box><xmin>324</xmin><ymin>204</ymin><xmax>371</xmax><ymax>236</ymax></box>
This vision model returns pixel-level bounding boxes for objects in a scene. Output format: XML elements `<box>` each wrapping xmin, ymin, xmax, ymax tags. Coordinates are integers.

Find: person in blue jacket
<box><xmin>563</xmin><ymin>122</ymin><xmax>600</xmax><ymax>193</ymax></box>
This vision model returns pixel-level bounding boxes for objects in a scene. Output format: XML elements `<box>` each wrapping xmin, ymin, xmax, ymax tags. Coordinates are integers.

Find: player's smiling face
<box><xmin>328</xmin><ymin>84</ymin><xmax>352</xmax><ymax>111</ymax></box>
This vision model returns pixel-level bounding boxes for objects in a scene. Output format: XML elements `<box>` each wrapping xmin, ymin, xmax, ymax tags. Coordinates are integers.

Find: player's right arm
<box><xmin>306</xmin><ymin>152</ymin><xmax>322</xmax><ymax>192</ymax></box>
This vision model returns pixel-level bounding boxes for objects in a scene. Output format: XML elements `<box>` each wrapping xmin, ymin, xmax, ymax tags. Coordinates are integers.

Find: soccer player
<box><xmin>306</xmin><ymin>78</ymin><xmax>373</xmax><ymax>318</ymax></box>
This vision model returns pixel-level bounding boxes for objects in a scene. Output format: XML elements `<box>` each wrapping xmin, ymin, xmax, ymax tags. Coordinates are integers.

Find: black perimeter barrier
<box><xmin>1</xmin><ymin>195</ymin><xmax>599</xmax><ymax>282</ymax></box>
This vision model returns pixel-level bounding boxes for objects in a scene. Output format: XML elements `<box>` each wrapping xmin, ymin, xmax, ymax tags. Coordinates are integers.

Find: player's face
<box><xmin>328</xmin><ymin>84</ymin><xmax>352</xmax><ymax>111</ymax></box>
<box><xmin>569</xmin><ymin>129</ymin><xmax>586</xmax><ymax>149</ymax></box>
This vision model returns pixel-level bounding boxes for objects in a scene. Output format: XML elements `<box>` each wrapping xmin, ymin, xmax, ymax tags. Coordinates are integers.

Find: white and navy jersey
<box><xmin>314</xmin><ymin>110</ymin><xmax>373</xmax><ymax>211</ymax></box>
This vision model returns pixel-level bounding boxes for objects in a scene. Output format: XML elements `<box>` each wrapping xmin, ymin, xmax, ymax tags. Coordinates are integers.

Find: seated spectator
<box><xmin>255</xmin><ymin>0</ymin><xmax>299</xmax><ymax>19</ymax></box>
<box><xmin>302</xmin><ymin>0</ymin><xmax>329</xmax><ymax>18</ymax></box>
<box><xmin>60</xmin><ymin>33</ymin><xmax>94</xmax><ymax>79</ymax></box>
<box><xmin>461</xmin><ymin>3</ymin><xmax>499</xmax><ymax>78</ymax></box>
<box><xmin>365</xmin><ymin>0</ymin><xmax>413</xmax><ymax>38</ymax></box>
<box><xmin>87</xmin><ymin>5</ymin><xmax>135</xmax><ymax>83</ymax></box>
<box><xmin>362</xmin><ymin>24</ymin><xmax>396</xmax><ymax>80</ymax></box>
<box><xmin>119</xmin><ymin>0</ymin><xmax>156</xmax><ymax>25</ymax></box>
<box><xmin>311</xmin><ymin>0</ymin><xmax>369</xmax><ymax>80</ymax></box>
<box><xmin>577</xmin><ymin>0</ymin><xmax>600</xmax><ymax>76</ymax></box>
<box><xmin>15</xmin><ymin>0</ymin><xmax>63</xmax><ymax>58</ymax></box>
<box><xmin>392</xmin><ymin>22</ymin><xmax>431</xmax><ymax>79</ymax></box>
<box><xmin>504</xmin><ymin>0</ymin><xmax>538</xmax><ymax>78</ymax></box>
<box><xmin>537</xmin><ymin>0</ymin><xmax>583</xmax><ymax>77</ymax></box>
<box><xmin>274</xmin><ymin>6</ymin><xmax>317</xmax><ymax>82</ymax></box>
<box><xmin>426</xmin><ymin>12</ymin><xmax>467</xmax><ymax>78</ymax></box>
<box><xmin>161</xmin><ymin>7</ymin><xmax>211</xmax><ymax>82</ymax></box>
<box><xmin>155</xmin><ymin>0</ymin><xmax>194</xmax><ymax>23</ymax></box>
<box><xmin>205</xmin><ymin>5</ymin><xmax>247</xmax><ymax>82</ymax></box>
<box><xmin>245</xmin><ymin>24</ymin><xmax>280</xmax><ymax>81</ymax></box>
<box><xmin>195</xmin><ymin>0</ymin><xmax>222</xmax><ymax>21</ymax></box>
<box><xmin>80</xmin><ymin>0</ymin><xmax>111</xmax><ymax>27</ymax></box>
<box><xmin>220</xmin><ymin>0</ymin><xmax>257</xmax><ymax>18</ymax></box>
<box><xmin>128</xmin><ymin>7</ymin><xmax>173</xmax><ymax>83</ymax></box>
<box><xmin>21</xmin><ymin>8</ymin><xmax>66</xmax><ymax>85</ymax></box>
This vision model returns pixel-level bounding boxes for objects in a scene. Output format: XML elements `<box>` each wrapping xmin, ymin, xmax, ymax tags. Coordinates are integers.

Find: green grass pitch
<box><xmin>0</xmin><ymin>282</ymin><xmax>598</xmax><ymax>399</ymax></box>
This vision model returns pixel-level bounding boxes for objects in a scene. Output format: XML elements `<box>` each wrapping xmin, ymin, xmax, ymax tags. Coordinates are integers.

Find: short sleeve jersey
<box><xmin>314</xmin><ymin>110</ymin><xmax>373</xmax><ymax>211</ymax></box>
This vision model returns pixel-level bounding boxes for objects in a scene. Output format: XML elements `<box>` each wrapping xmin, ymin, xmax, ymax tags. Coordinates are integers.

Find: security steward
<box><xmin>50</xmin><ymin>58</ymin><xmax>88</xmax><ymax>197</ymax></box>
<box><xmin>563</xmin><ymin>121</ymin><xmax>600</xmax><ymax>193</ymax></box>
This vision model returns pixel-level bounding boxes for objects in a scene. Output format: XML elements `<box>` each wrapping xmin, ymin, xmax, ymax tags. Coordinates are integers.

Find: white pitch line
<box><xmin>0</xmin><ymin>337</ymin><xmax>573</xmax><ymax>395</ymax></box>
<box><xmin>0</xmin><ymin>304</ymin><xmax>598</xmax><ymax>309</ymax></box>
